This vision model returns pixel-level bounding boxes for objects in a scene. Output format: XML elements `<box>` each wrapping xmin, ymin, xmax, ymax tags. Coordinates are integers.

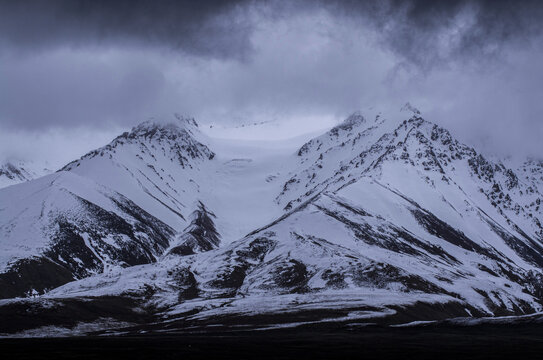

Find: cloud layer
<box><xmin>0</xmin><ymin>0</ymin><xmax>253</xmax><ymax>58</ymax></box>
<box><xmin>0</xmin><ymin>0</ymin><xmax>542</xmax><ymax>161</ymax></box>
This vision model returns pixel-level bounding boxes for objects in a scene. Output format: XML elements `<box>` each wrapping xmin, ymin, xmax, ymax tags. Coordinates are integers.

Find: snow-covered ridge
<box><xmin>279</xmin><ymin>113</ymin><xmax>543</xmax><ymax>245</ymax></box>
<box><xmin>2</xmin><ymin>106</ymin><xmax>543</xmax><ymax>336</ymax></box>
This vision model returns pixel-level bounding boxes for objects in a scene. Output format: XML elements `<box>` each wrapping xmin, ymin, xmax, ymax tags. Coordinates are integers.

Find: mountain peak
<box><xmin>128</xmin><ymin>114</ymin><xmax>200</xmax><ymax>140</ymax></box>
<box><xmin>344</xmin><ymin>111</ymin><xmax>365</xmax><ymax>125</ymax></box>
<box><xmin>61</xmin><ymin>114</ymin><xmax>214</xmax><ymax>173</ymax></box>
<box><xmin>331</xmin><ymin>111</ymin><xmax>366</xmax><ymax>134</ymax></box>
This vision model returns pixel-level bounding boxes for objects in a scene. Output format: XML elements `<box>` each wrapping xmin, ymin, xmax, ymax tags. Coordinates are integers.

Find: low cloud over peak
<box><xmin>0</xmin><ymin>0</ymin><xmax>542</xmax><ymax>161</ymax></box>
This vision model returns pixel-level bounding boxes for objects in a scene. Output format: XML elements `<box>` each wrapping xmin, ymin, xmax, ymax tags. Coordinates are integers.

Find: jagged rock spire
<box><xmin>168</xmin><ymin>201</ymin><xmax>220</xmax><ymax>256</ymax></box>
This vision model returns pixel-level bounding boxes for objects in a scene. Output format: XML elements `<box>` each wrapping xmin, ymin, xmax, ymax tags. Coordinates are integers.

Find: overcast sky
<box><xmin>0</xmin><ymin>0</ymin><xmax>542</xmax><ymax>167</ymax></box>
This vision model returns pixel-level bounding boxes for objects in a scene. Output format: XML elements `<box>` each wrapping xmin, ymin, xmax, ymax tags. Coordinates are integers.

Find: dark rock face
<box><xmin>321</xmin><ymin>270</ymin><xmax>348</xmax><ymax>289</ymax></box>
<box><xmin>0</xmin><ymin>296</ymin><xmax>150</xmax><ymax>335</ymax></box>
<box><xmin>174</xmin><ymin>268</ymin><xmax>199</xmax><ymax>301</ymax></box>
<box><xmin>484</xmin><ymin>218</ymin><xmax>543</xmax><ymax>268</ymax></box>
<box><xmin>235</xmin><ymin>237</ymin><xmax>275</xmax><ymax>262</ymax></box>
<box><xmin>209</xmin><ymin>264</ymin><xmax>249</xmax><ymax>291</ymax></box>
<box><xmin>0</xmin><ymin>162</ymin><xmax>25</xmax><ymax>181</ymax></box>
<box><xmin>271</xmin><ymin>259</ymin><xmax>309</xmax><ymax>292</ymax></box>
<box><xmin>203</xmin><ymin>236</ymin><xmax>278</xmax><ymax>296</ymax></box>
<box><xmin>410</xmin><ymin>208</ymin><xmax>495</xmax><ymax>258</ymax></box>
<box><xmin>0</xmin><ymin>258</ymin><xmax>75</xmax><ymax>299</ymax></box>
<box><xmin>168</xmin><ymin>201</ymin><xmax>220</xmax><ymax>256</ymax></box>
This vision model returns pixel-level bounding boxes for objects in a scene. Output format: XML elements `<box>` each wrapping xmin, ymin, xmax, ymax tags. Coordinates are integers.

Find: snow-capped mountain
<box><xmin>60</xmin><ymin>115</ymin><xmax>215</xmax><ymax>232</ymax></box>
<box><xmin>2</xmin><ymin>106</ymin><xmax>543</xmax><ymax>336</ymax></box>
<box><xmin>0</xmin><ymin>114</ymin><xmax>285</xmax><ymax>299</ymax></box>
<box><xmin>0</xmin><ymin>160</ymin><xmax>51</xmax><ymax>189</ymax></box>
<box><xmin>59</xmin><ymin>115</ymin><xmax>288</xmax><ymax>243</ymax></box>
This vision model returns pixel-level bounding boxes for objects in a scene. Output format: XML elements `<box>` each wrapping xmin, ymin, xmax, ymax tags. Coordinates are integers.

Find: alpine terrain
<box><xmin>1</xmin><ymin>105</ymin><xmax>543</xmax><ymax>337</ymax></box>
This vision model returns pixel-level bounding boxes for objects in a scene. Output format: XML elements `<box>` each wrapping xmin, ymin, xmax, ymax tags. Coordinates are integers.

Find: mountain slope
<box><xmin>0</xmin><ymin>171</ymin><xmax>174</xmax><ymax>298</ymax></box>
<box><xmin>8</xmin><ymin>180</ymin><xmax>540</xmax><ymax>335</ymax></box>
<box><xmin>279</xmin><ymin>110</ymin><xmax>543</xmax><ymax>262</ymax></box>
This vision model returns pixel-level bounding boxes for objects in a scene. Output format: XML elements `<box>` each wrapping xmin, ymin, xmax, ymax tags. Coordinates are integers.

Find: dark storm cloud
<box><xmin>323</xmin><ymin>0</ymin><xmax>543</xmax><ymax>68</ymax></box>
<box><xmin>0</xmin><ymin>0</ymin><xmax>256</xmax><ymax>131</ymax></box>
<box><xmin>0</xmin><ymin>0</ymin><xmax>542</xmax><ymax>159</ymax></box>
<box><xmin>1</xmin><ymin>0</ymin><xmax>543</xmax><ymax>65</ymax></box>
<box><xmin>0</xmin><ymin>0</ymin><xmax>253</xmax><ymax>59</ymax></box>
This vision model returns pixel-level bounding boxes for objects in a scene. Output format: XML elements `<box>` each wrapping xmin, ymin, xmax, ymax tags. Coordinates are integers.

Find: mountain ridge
<box><xmin>1</xmin><ymin>107</ymin><xmax>543</xmax><ymax>336</ymax></box>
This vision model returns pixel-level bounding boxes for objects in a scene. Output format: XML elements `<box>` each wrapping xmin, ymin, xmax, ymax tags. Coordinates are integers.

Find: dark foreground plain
<box><xmin>2</xmin><ymin>323</ymin><xmax>543</xmax><ymax>360</ymax></box>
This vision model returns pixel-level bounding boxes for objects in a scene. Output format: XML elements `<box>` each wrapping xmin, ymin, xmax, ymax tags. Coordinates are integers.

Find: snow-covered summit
<box><xmin>330</xmin><ymin>111</ymin><xmax>366</xmax><ymax>133</ymax></box>
<box><xmin>57</xmin><ymin>115</ymin><xmax>218</xmax><ymax>234</ymax></box>
<box><xmin>62</xmin><ymin>114</ymin><xmax>214</xmax><ymax>173</ymax></box>
<box><xmin>123</xmin><ymin>114</ymin><xmax>201</xmax><ymax>140</ymax></box>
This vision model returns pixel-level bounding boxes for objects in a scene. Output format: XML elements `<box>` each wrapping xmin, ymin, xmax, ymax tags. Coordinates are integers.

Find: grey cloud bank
<box><xmin>0</xmin><ymin>0</ymin><xmax>542</xmax><ymax>162</ymax></box>
<box><xmin>0</xmin><ymin>0</ymin><xmax>253</xmax><ymax>59</ymax></box>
